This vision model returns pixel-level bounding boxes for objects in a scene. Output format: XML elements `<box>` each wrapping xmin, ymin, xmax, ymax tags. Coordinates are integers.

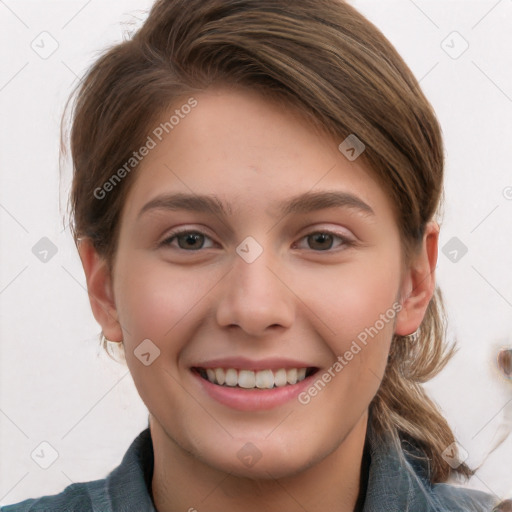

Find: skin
<box><xmin>79</xmin><ymin>86</ymin><xmax>439</xmax><ymax>512</ymax></box>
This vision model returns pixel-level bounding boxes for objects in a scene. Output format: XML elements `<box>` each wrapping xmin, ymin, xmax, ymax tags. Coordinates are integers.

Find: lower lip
<box><xmin>192</xmin><ymin>370</ymin><xmax>317</xmax><ymax>411</ymax></box>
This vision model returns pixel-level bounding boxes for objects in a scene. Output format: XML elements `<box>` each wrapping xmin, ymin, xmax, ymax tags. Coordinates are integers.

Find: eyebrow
<box><xmin>137</xmin><ymin>190</ymin><xmax>375</xmax><ymax>220</ymax></box>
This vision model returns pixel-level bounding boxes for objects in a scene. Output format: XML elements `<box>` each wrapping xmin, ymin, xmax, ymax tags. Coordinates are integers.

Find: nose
<box><xmin>215</xmin><ymin>247</ymin><xmax>295</xmax><ymax>337</ymax></box>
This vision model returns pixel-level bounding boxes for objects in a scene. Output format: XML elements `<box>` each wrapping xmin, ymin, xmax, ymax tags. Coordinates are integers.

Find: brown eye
<box><xmin>307</xmin><ymin>233</ymin><xmax>335</xmax><ymax>251</ymax></box>
<box><xmin>160</xmin><ymin>230</ymin><xmax>214</xmax><ymax>251</ymax></box>
<box><xmin>294</xmin><ymin>230</ymin><xmax>354</xmax><ymax>252</ymax></box>
<box><xmin>177</xmin><ymin>232</ymin><xmax>205</xmax><ymax>250</ymax></box>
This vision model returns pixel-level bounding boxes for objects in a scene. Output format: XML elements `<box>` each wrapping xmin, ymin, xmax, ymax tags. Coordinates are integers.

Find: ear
<box><xmin>77</xmin><ymin>238</ymin><xmax>123</xmax><ymax>342</ymax></box>
<box><xmin>394</xmin><ymin>221</ymin><xmax>439</xmax><ymax>336</ymax></box>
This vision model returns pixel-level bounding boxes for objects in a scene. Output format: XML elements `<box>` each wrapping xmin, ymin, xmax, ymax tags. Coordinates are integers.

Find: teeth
<box><xmin>274</xmin><ymin>368</ymin><xmax>288</xmax><ymax>387</ymax></box>
<box><xmin>238</xmin><ymin>370</ymin><xmax>256</xmax><ymax>388</ymax></box>
<box><xmin>287</xmin><ymin>368</ymin><xmax>298</xmax><ymax>385</ymax></box>
<box><xmin>225</xmin><ymin>368</ymin><xmax>238</xmax><ymax>387</ymax></box>
<box><xmin>215</xmin><ymin>368</ymin><xmax>225</xmax><ymax>385</ymax></box>
<box><xmin>255</xmin><ymin>369</ymin><xmax>274</xmax><ymax>389</ymax></box>
<box><xmin>200</xmin><ymin>367</ymin><xmax>310</xmax><ymax>389</ymax></box>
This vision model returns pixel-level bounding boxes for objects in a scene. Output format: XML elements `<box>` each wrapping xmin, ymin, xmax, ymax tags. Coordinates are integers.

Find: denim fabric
<box><xmin>2</xmin><ymin>424</ymin><xmax>501</xmax><ymax>512</ymax></box>
<box><xmin>362</xmin><ymin>425</ymin><xmax>500</xmax><ymax>512</ymax></box>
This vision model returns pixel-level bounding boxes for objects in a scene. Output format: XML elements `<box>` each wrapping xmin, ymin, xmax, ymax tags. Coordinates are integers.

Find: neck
<box><xmin>150</xmin><ymin>412</ymin><xmax>368</xmax><ymax>512</ymax></box>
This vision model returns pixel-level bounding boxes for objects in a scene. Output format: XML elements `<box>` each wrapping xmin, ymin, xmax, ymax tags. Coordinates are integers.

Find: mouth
<box><xmin>192</xmin><ymin>366</ymin><xmax>319</xmax><ymax>390</ymax></box>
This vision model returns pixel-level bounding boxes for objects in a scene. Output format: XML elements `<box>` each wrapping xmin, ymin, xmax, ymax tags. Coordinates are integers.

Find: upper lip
<box><xmin>192</xmin><ymin>357</ymin><xmax>318</xmax><ymax>371</ymax></box>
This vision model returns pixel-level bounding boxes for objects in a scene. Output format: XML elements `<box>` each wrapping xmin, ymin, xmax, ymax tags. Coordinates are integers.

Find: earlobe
<box><xmin>78</xmin><ymin>238</ymin><xmax>123</xmax><ymax>342</ymax></box>
<box><xmin>394</xmin><ymin>221</ymin><xmax>439</xmax><ymax>336</ymax></box>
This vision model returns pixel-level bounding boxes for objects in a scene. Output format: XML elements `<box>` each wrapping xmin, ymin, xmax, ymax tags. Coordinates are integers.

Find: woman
<box><xmin>2</xmin><ymin>0</ymin><xmax>508</xmax><ymax>510</ymax></box>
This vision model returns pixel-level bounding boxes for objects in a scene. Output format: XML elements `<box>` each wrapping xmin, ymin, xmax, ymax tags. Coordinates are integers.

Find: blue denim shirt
<box><xmin>1</xmin><ymin>422</ymin><xmax>501</xmax><ymax>512</ymax></box>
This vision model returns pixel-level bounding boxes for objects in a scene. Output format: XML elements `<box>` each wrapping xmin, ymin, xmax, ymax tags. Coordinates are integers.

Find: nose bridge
<box><xmin>215</xmin><ymin>242</ymin><xmax>294</xmax><ymax>335</ymax></box>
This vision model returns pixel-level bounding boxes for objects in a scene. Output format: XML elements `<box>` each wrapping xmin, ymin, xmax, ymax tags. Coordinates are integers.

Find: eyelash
<box><xmin>159</xmin><ymin>228</ymin><xmax>356</xmax><ymax>253</ymax></box>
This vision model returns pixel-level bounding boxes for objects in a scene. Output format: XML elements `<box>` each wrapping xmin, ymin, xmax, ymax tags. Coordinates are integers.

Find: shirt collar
<box><xmin>105</xmin><ymin>427</ymin><xmax>157</xmax><ymax>511</ymax></box>
<box><xmin>103</xmin><ymin>418</ymin><xmax>492</xmax><ymax>512</ymax></box>
<box><xmin>363</xmin><ymin>420</ymin><xmax>439</xmax><ymax>512</ymax></box>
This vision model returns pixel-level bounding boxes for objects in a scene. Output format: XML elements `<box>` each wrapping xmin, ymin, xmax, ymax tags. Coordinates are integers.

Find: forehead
<box><xmin>120</xmin><ymin>86</ymin><xmax>395</xmax><ymax>224</ymax></box>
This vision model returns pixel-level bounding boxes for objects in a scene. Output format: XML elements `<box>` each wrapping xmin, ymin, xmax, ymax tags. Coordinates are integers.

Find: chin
<box><xmin>218</xmin><ymin>453</ymin><xmax>315</xmax><ymax>480</ymax></box>
<box><xmin>198</xmin><ymin>435</ymin><xmax>322</xmax><ymax>480</ymax></box>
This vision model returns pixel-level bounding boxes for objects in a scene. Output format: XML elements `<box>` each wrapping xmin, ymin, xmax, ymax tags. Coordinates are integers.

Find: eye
<box><xmin>294</xmin><ymin>230</ymin><xmax>355</xmax><ymax>252</ymax></box>
<box><xmin>159</xmin><ymin>229</ymin><xmax>216</xmax><ymax>251</ymax></box>
<box><xmin>159</xmin><ymin>228</ymin><xmax>355</xmax><ymax>252</ymax></box>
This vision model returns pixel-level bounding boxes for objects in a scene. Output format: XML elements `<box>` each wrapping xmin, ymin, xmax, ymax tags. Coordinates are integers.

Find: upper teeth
<box><xmin>203</xmin><ymin>368</ymin><xmax>308</xmax><ymax>389</ymax></box>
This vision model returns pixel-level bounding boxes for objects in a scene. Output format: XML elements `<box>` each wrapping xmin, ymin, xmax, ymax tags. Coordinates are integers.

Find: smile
<box><xmin>194</xmin><ymin>367</ymin><xmax>317</xmax><ymax>390</ymax></box>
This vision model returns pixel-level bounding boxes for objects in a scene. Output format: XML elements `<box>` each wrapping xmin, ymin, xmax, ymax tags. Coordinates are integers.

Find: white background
<box><xmin>0</xmin><ymin>0</ymin><xmax>511</xmax><ymax>506</ymax></box>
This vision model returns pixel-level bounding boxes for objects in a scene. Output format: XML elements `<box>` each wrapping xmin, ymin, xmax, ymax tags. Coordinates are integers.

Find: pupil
<box><xmin>311</xmin><ymin>233</ymin><xmax>332</xmax><ymax>250</ymax></box>
<box><xmin>176</xmin><ymin>233</ymin><xmax>333</xmax><ymax>251</ymax></box>
<box><xmin>179</xmin><ymin>233</ymin><xmax>203</xmax><ymax>249</ymax></box>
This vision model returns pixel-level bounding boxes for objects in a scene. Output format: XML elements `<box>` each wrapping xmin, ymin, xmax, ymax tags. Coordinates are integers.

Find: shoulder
<box><xmin>355</xmin><ymin>420</ymin><xmax>503</xmax><ymax>512</ymax></box>
<box><xmin>0</xmin><ymin>478</ymin><xmax>108</xmax><ymax>512</ymax></box>
<box><xmin>431</xmin><ymin>482</ymin><xmax>502</xmax><ymax>512</ymax></box>
<box><xmin>1</xmin><ymin>428</ymin><xmax>155</xmax><ymax>512</ymax></box>
<box><xmin>395</xmin><ymin>431</ymin><xmax>500</xmax><ymax>511</ymax></box>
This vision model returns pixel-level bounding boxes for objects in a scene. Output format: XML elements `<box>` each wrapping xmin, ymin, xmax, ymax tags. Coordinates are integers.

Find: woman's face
<box><xmin>89</xmin><ymin>86</ymin><xmax>434</xmax><ymax>478</ymax></box>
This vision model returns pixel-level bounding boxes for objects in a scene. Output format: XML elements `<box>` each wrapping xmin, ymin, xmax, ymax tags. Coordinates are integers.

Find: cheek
<box><xmin>113</xmin><ymin>255</ymin><xmax>216</xmax><ymax>346</ymax></box>
<box><xmin>301</xmin><ymin>258</ymin><xmax>400</xmax><ymax>342</ymax></box>
<box><xmin>295</xmin><ymin>252</ymin><xmax>400</xmax><ymax>398</ymax></box>
<box><xmin>294</xmin><ymin>267</ymin><xmax>398</xmax><ymax>418</ymax></box>
<box><xmin>111</xmin><ymin>255</ymin><xmax>214</xmax><ymax>418</ymax></box>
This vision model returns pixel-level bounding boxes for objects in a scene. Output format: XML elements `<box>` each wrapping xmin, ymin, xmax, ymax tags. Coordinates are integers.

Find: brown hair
<box><xmin>65</xmin><ymin>0</ymin><xmax>472</xmax><ymax>483</ymax></box>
